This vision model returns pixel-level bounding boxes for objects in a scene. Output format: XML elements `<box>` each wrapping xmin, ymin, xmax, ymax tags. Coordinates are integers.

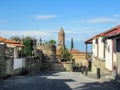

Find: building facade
<box><xmin>85</xmin><ymin>25</ymin><xmax>120</xmax><ymax>80</ymax></box>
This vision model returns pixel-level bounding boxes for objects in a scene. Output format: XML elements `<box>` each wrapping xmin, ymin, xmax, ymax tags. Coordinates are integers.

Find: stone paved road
<box><xmin>0</xmin><ymin>72</ymin><xmax>120</xmax><ymax>90</ymax></box>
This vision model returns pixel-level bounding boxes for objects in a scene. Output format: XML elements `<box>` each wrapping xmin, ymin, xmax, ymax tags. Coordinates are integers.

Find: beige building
<box><xmin>69</xmin><ymin>50</ymin><xmax>87</xmax><ymax>66</ymax></box>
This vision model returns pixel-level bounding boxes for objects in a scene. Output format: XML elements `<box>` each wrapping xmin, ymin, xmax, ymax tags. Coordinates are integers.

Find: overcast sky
<box><xmin>0</xmin><ymin>0</ymin><xmax>120</xmax><ymax>51</ymax></box>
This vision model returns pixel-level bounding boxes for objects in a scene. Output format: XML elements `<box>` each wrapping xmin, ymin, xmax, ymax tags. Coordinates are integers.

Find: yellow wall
<box><xmin>72</xmin><ymin>53</ymin><xmax>88</xmax><ymax>66</ymax></box>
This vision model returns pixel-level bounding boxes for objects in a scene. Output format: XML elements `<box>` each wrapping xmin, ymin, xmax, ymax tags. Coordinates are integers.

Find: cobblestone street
<box><xmin>0</xmin><ymin>72</ymin><xmax>120</xmax><ymax>90</ymax></box>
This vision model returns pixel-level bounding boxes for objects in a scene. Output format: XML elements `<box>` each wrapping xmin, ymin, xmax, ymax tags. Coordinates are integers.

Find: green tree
<box><xmin>43</xmin><ymin>40</ymin><xmax>56</xmax><ymax>45</ymax></box>
<box><xmin>59</xmin><ymin>46</ymin><xmax>73</xmax><ymax>61</ymax></box>
<box><xmin>22</xmin><ymin>37</ymin><xmax>34</xmax><ymax>57</ymax></box>
<box><xmin>49</xmin><ymin>40</ymin><xmax>56</xmax><ymax>45</ymax></box>
<box><xmin>71</xmin><ymin>38</ymin><xmax>74</xmax><ymax>50</ymax></box>
<box><xmin>10</xmin><ymin>36</ymin><xmax>21</xmax><ymax>42</ymax></box>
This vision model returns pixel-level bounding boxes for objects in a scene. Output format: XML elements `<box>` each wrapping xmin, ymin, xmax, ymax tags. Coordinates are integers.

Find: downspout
<box><xmin>112</xmin><ymin>39</ymin><xmax>114</xmax><ymax>72</ymax></box>
<box><xmin>112</xmin><ymin>39</ymin><xmax>117</xmax><ymax>79</ymax></box>
<box><xmin>86</xmin><ymin>44</ymin><xmax>88</xmax><ymax>60</ymax></box>
<box><xmin>97</xmin><ymin>39</ymin><xmax>99</xmax><ymax>58</ymax></box>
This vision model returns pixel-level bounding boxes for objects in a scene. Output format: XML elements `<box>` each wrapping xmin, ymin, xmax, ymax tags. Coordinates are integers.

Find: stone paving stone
<box><xmin>0</xmin><ymin>72</ymin><xmax>120</xmax><ymax>90</ymax></box>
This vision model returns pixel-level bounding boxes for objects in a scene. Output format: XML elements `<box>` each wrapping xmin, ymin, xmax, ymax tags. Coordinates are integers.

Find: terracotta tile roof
<box><xmin>56</xmin><ymin>49</ymin><xmax>86</xmax><ymax>55</ymax></box>
<box><xmin>104</xmin><ymin>29</ymin><xmax>120</xmax><ymax>37</ymax></box>
<box><xmin>69</xmin><ymin>50</ymin><xmax>79</xmax><ymax>54</ymax></box>
<box><xmin>69</xmin><ymin>50</ymin><xmax>86</xmax><ymax>54</ymax></box>
<box><xmin>8</xmin><ymin>43</ymin><xmax>24</xmax><ymax>47</ymax></box>
<box><xmin>85</xmin><ymin>38</ymin><xmax>93</xmax><ymax>44</ymax></box>
<box><xmin>85</xmin><ymin>34</ymin><xmax>100</xmax><ymax>44</ymax></box>
<box><xmin>85</xmin><ymin>24</ymin><xmax>120</xmax><ymax>42</ymax></box>
<box><xmin>101</xmin><ymin>25</ymin><xmax>120</xmax><ymax>37</ymax></box>
<box><xmin>0</xmin><ymin>37</ymin><xmax>24</xmax><ymax>47</ymax></box>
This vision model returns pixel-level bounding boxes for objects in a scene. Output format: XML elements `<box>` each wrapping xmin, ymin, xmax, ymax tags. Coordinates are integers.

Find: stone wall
<box><xmin>14</xmin><ymin>57</ymin><xmax>41</xmax><ymax>75</ymax></box>
<box><xmin>62</xmin><ymin>62</ymin><xmax>73</xmax><ymax>72</ymax></box>
<box><xmin>0</xmin><ymin>42</ymin><xmax>42</xmax><ymax>78</ymax></box>
<box><xmin>24</xmin><ymin>57</ymin><xmax>41</xmax><ymax>74</ymax></box>
<box><xmin>0</xmin><ymin>43</ymin><xmax>14</xmax><ymax>78</ymax></box>
<box><xmin>37</xmin><ymin>43</ymin><xmax>56</xmax><ymax>63</ymax></box>
<box><xmin>92</xmin><ymin>58</ymin><xmax>110</xmax><ymax>74</ymax></box>
<box><xmin>5</xmin><ymin>58</ymin><xmax>14</xmax><ymax>76</ymax></box>
<box><xmin>50</xmin><ymin>62</ymin><xmax>73</xmax><ymax>72</ymax></box>
<box><xmin>14</xmin><ymin>68</ymin><xmax>22</xmax><ymax>75</ymax></box>
<box><xmin>72</xmin><ymin>53</ymin><xmax>88</xmax><ymax>66</ymax></box>
<box><xmin>0</xmin><ymin>43</ymin><xmax>6</xmax><ymax>78</ymax></box>
<box><xmin>50</xmin><ymin>63</ymin><xmax>65</xmax><ymax>71</ymax></box>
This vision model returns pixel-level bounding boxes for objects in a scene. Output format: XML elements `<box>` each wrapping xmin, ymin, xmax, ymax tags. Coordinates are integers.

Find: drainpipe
<box><xmin>112</xmin><ymin>39</ymin><xmax>114</xmax><ymax>72</ymax></box>
<box><xmin>86</xmin><ymin>44</ymin><xmax>88</xmax><ymax>60</ymax></box>
<box><xmin>112</xmin><ymin>39</ymin><xmax>117</xmax><ymax>79</ymax></box>
<box><xmin>96</xmin><ymin>39</ymin><xmax>100</xmax><ymax>78</ymax></box>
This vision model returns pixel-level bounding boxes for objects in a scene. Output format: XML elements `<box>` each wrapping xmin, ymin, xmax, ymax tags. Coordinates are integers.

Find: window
<box><xmin>108</xmin><ymin>45</ymin><xmax>110</xmax><ymax>53</ymax></box>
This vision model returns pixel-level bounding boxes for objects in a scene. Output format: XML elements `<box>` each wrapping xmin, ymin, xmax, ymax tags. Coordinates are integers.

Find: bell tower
<box><xmin>57</xmin><ymin>27</ymin><xmax>65</xmax><ymax>50</ymax></box>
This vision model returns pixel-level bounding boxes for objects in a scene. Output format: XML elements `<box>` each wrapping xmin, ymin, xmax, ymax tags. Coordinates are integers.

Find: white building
<box><xmin>85</xmin><ymin>25</ymin><xmax>120</xmax><ymax>80</ymax></box>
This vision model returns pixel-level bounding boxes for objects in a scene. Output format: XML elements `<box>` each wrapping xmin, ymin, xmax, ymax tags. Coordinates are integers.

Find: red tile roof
<box><xmin>8</xmin><ymin>43</ymin><xmax>24</xmax><ymax>47</ymax></box>
<box><xmin>69</xmin><ymin>50</ymin><xmax>80</xmax><ymax>54</ymax></box>
<box><xmin>69</xmin><ymin>50</ymin><xmax>86</xmax><ymax>54</ymax></box>
<box><xmin>56</xmin><ymin>49</ymin><xmax>85</xmax><ymax>55</ymax></box>
<box><xmin>0</xmin><ymin>37</ymin><xmax>24</xmax><ymax>47</ymax></box>
<box><xmin>85</xmin><ymin>38</ymin><xmax>93</xmax><ymax>44</ymax></box>
<box><xmin>101</xmin><ymin>25</ymin><xmax>120</xmax><ymax>37</ymax></box>
<box><xmin>103</xmin><ymin>29</ymin><xmax>120</xmax><ymax>37</ymax></box>
<box><xmin>85</xmin><ymin>24</ymin><xmax>120</xmax><ymax>43</ymax></box>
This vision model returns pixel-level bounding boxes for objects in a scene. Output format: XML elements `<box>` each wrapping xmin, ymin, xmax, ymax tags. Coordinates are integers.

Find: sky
<box><xmin>0</xmin><ymin>0</ymin><xmax>120</xmax><ymax>51</ymax></box>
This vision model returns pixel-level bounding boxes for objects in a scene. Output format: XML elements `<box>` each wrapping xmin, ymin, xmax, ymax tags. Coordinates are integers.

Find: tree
<box><xmin>22</xmin><ymin>37</ymin><xmax>34</xmax><ymax>57</ymax></box>
<box><xmin>71</xmin><ymin>38</ymin><xmax>74</xmax><ymax>50</ymax></box>
<box><xmin>49</xmin><ymin>40</ymin><xmax>56</xmax><ymax>45</ymax></box>
<box><xmin>59</xmin><ymin>46</ymin><xmax>73</xmax><ymax>61</ymax></box>
<box><xmin>43</xmin><ymin>40</ymin><xmax>56</xmax><ymax>45</ymax></box>
<box><xmin>10</xmin><ymin>36</ymin><xmax>21</xmax><ymax>42</ymax></box>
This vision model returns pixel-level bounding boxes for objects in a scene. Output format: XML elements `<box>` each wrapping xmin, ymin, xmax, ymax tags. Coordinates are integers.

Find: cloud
<box><xmin>64</xmin><ymin>28</ymin><xmax>99</xmax><ymax>42</ymax></box>
<box><xmin>20</xmin><ymin>31</ymin><xmax>50</xmax><ymax>37</ymax></box>
<box><xmin>0</xmin><ymin>29</ymin><xmax>91</xmax><ymax>42</ymax></box>
<box><xmin>113</xmin><ymin>14</ymin><xmax>120</xmax><ymax>18</ymax></box>
<box><xmin>85</xmin><ymin>17</ymin><xmax>120</xmax><ymax>23</ymax></box>
<box><xmin>0</xmin><ymin>30</ymin><xmax>54</xmax><ymax>39</ymax></box>
<box><xmin>0</xmin><ymin>27</ymin><xmax>104</xmax><ymax>44</ymax></box>
<box><xmin>74</xmin><ymin>15</ymin><xmax>120</xmax><ymax>24</ymax></box>
<box><xmin>31</xmin><ymin>15</ymin><xmax>58</xmax><ymax>20</ymax></box>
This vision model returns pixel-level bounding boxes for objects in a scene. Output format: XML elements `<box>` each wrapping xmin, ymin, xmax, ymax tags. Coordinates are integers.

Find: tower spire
<box><xmin>59</xmin><ymin>26</ymin><xmax>65</xmax><ymax>35</ymax></box>
<box><xmin>57</xmin><ymin>27</ymin><xmax>65</xmax><ymax>50</ymax></box>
